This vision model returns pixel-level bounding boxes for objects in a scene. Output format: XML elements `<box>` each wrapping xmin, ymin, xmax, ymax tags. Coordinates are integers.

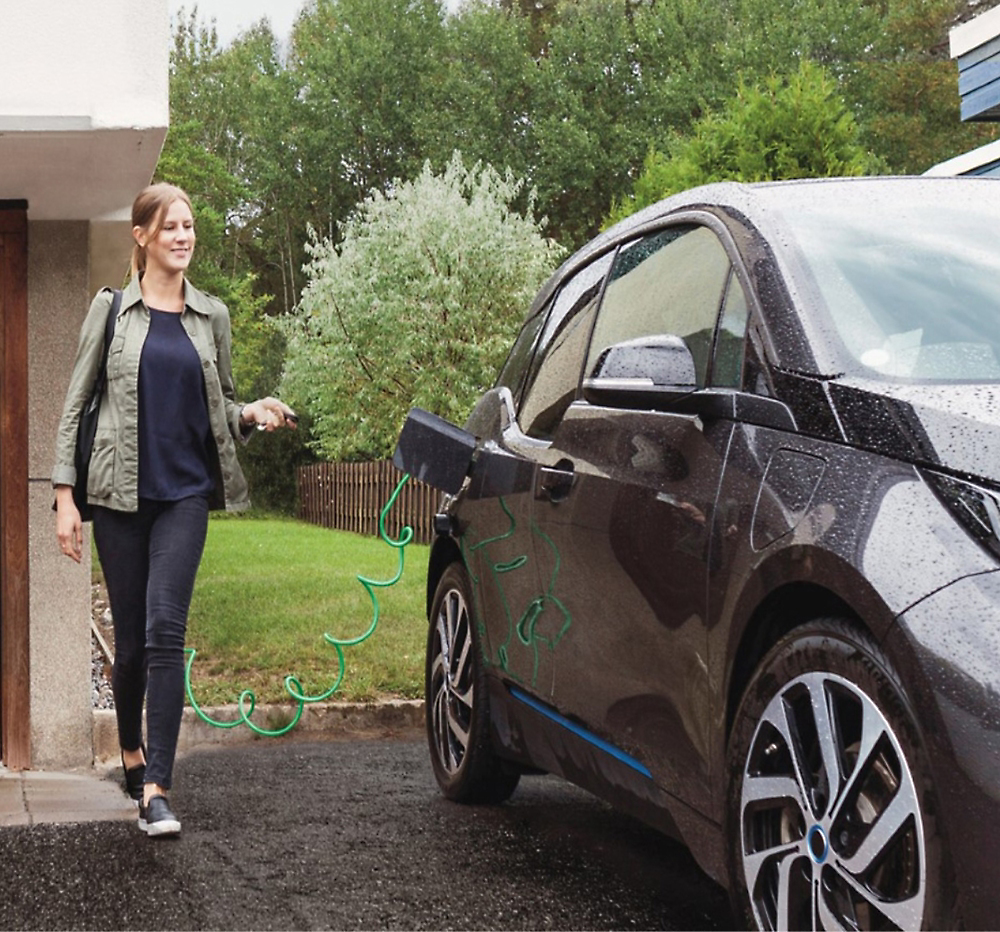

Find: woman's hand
<box><xmin>54</xmin><ymin>486</ymin><xmax>84</xmax><ymax>563</ymax></box>
<box><xmin>240</xmin><ymin>397</ymin><xmax>298</xmax><ymax>432</ymax></box>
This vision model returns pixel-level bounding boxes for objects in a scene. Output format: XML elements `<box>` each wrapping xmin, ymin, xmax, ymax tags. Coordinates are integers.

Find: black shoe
<box><xmin>138</xmin><ymin>795</ymin><xmax>181</xmax><ymax>837</ymax></box>
<box><xmin>121</xmin><ymin>748</ymin><xmax>146</xmax><ymax>802</ymax></box>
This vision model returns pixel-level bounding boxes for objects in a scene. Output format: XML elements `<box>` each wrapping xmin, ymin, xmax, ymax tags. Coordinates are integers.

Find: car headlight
<box><xmin>924</xmin><ymin>470</ymin><xmax>1000</xmax><ymax>560</ymax></box>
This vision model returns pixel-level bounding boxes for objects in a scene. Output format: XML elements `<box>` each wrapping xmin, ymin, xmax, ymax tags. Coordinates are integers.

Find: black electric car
<box><xmin>419</xmin><ymin>177</ymin><xmax>1000</xmax><ymax>930</ymax></box>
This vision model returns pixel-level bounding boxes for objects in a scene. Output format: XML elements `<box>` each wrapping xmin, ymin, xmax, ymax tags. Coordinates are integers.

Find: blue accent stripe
<box><xmin>509</xmin><ymin>686</ymin><xmax>653</xmax><ymax>779</ymax></box>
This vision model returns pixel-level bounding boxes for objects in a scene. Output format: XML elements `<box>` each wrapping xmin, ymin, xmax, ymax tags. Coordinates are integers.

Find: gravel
<box><xmin>91</xmin><ymin>583</ymin><xmax>114</xmax><ymax>710</ymax></box>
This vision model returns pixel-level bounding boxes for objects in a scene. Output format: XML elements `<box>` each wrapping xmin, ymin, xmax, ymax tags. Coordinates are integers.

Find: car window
<box><xmin>766</xmin><ymin>189</ymin><xmax>1000</xmax><ymax>381</ymax></box>
<box><xmin>519</xmin><ymin>252</ymin><xmax>614</xmax><ymax>440</ymax></box>
<box><xmin>496</xmin><ymin>304</ymin><xmax>549</xmax><ymax>405</ymax></box>
<box><xmin>712</xmin><ymin>269</ymin><xmax>749</xmax><ymax>388</ymax></box>
<box><xmin>585</xmin><ymin>225</ymin><xmax>732</xmax><ymax>388</ymax></box>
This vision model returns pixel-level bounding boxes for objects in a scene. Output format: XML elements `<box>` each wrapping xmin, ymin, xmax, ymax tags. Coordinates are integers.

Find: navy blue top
<box><xmin>137</xmin><ymin>308</ymin><xmax>215</xmax><ymax>501</ymax></box>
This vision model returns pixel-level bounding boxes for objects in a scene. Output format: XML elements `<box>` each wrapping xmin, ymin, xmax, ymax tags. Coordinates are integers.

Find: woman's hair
<box><xmin>130</xmin><ymin>183</ymin><xmax>194</xmax><ymax>278</ymax></box>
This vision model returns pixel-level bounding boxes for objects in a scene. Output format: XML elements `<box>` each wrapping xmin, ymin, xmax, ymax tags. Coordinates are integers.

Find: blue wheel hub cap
<box><xmin>808</xmin><ymin>824</ymin><xmax>829</xmax><ymax>864</ymax></box>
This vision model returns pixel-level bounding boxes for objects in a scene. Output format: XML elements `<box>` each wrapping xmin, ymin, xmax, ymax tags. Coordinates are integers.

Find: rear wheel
<box><xmin>426</xmin><ymin>562</ymin><xmax>520</xmax><ymax>803</ymax></box>
<box><xmin>726</xmin><ymin>619</ymin><xmax>956</xmax><ymax>930</ymax></box>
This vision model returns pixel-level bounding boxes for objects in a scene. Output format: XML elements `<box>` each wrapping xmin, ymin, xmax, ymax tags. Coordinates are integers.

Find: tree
<box><xmin>607</xmin><ymin>59</ymin><xmax>879</xmax><ymax>224</ymax></box>
<box><xmin>528</xmin><ymin>0</ymin><xmax>650</xmax><ymax>245</ymax></box>
<box><xmin>418</xmin><ymin>1</ymin><xmax>539</xmax><ymax>193</ymax></box>
<box><xmin>288</xmin><ymin>0</ymin><xmax>449</xmax><ymax>203</ymax></box>
<box><xmin>496</xmin><ymin>0</ymin><xmax>560</xmax><ymax>56</ymax></box>
<box><xmin>848</xmin><ymin>0</ymin><xmax>999</xmax><ymax>174</ymax></box>
<box><xmin>716</xmin><ymin>0</ymin><xmax>881</xmax><ymax>82</ymax></box>
<box><xmin>162</xmin><ymin>10</ymin><xmax>310</xmax><ymax>512</ymax></box>
<box><xmin>280</xmin><ymin>154</ymin><xmax>566</xmax><ymax>460</ymax></box>
<box><xmin>161</xmin><ymin>0</ymin><xmax>998</xmax><ymax>492</ymax></box>
<box><xmin>632</xmin><ymin>0</ymin><xmax>731</xmax><ymax>136</ymax></box>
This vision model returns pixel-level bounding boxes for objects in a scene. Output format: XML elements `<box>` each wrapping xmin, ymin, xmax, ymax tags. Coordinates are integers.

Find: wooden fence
<box><xmin>296</xmin><ymin>460</ymin><xmax>441</xmax><ymax>544</ymax></box>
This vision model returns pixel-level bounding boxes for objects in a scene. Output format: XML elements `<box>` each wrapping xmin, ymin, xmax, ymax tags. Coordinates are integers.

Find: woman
<box><xmin>53</xmin><ymin>183</ymin><xmax>296</xmax><ymax>837</ymax></box>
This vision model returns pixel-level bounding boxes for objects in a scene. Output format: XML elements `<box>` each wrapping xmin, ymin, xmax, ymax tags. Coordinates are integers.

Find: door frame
<box><xmin>1</xmin><ymin>201</ymin><xmax>31</xmax><ymax>769</ymax></box>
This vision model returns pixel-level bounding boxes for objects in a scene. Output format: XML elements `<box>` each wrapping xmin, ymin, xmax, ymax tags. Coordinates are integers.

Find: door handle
<box><xmin>538</xmin><ymin>459</ymin><xmax>575</xmax><ymax>503</ymax></box>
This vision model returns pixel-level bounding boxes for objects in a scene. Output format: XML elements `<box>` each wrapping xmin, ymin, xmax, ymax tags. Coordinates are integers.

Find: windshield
<box><xmin>767</xmin><ymin>182</ymin><xmax>1000</xmax><ymax>382</ymax></box>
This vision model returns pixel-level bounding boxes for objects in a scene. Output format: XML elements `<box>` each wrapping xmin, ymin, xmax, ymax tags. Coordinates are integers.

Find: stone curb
<box><xmin>93</xmin><ymin>699</ymin><xmax>425</xmax><ymax>765</ymax></box>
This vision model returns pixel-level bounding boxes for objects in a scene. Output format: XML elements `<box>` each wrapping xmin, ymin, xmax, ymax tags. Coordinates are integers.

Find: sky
<box><xmin>168</xmin><ymin>0</ymin><xmax>463</xmax><ymax>48</ymax></box>
<box><xmin>169</xmin><ymin>0</ymin><xmax>308</xmax><ymax>47</ymax></box>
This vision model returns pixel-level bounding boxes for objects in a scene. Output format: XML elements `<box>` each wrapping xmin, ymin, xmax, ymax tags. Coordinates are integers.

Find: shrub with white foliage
<box><xmin>280</xmin><ymin>152</ymin><xmax>565</xmax><ymax>460</ymax></box>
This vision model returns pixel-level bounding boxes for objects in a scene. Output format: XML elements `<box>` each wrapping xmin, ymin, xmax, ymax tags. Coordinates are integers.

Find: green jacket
<box><xmin>52</xmin><ymin>277</ymin><xmax>251</xmax><ymax>513</ymax></box>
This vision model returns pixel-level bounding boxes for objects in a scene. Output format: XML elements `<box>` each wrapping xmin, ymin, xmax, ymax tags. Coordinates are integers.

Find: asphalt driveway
<box><xmin>0</xmin><ymin>737</ymin><xmax>734</xmax><ymax>930</ymax></box>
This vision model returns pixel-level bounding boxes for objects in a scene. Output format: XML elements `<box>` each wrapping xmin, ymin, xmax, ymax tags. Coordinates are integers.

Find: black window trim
<box><xmin>508</xmin><ymin>298</ymin><xmax>554</xmax><ymax>413</ymax></box>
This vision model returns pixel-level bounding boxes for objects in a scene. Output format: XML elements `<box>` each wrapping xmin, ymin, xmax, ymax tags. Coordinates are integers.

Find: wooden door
<box><xmin>0</xmin><ymin>201</ymin><xmax>30</xmax><ymax>769</ymax></box>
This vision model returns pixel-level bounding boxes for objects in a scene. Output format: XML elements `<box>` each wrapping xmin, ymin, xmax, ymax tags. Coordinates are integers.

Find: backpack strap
<box><xmin>96</xmin><ymin>288</ymin><xmax>121</xmax><ymax>386</ymax></box>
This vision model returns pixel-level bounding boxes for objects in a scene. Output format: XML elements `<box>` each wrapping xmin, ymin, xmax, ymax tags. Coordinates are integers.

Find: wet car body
<box><xmin>422</xmin><ymin>177</ymin><xmax>1000</xmax><ymax>929</ymax></box>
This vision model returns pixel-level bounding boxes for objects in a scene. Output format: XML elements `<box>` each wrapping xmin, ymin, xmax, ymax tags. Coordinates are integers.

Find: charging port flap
<box><xmin>392</xmin><ymin>408</ymin><xmax>478</xmax><ymax>495</ymax></box>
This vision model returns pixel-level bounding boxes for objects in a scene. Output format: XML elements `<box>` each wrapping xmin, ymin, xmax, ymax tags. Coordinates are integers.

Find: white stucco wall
<box><xmin>0</xmin><ymin>0</ymin><xmax>169</xmax><ymax>221</ymax></box>
<box><xmin>0</xmin><ymin>0</ymin><xmax>169</xmax><ymax>129</ymax></box>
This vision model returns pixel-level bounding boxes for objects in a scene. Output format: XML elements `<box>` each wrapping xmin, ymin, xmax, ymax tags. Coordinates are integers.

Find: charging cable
<box><xmin>183</xmin><ymin>472</ymin><xmax>413</xmax><ymax>736</ymax></box>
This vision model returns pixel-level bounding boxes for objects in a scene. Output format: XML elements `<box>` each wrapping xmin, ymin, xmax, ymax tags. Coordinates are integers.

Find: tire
<box><xmin>425</xmin><ymin>562</ymin><xmax>520</xmax><ymax>804</ymax></box>
<box><xmin>726</xmin><ymin>618</ymin><xmax>957</xmax><ymax>931</ymax></box>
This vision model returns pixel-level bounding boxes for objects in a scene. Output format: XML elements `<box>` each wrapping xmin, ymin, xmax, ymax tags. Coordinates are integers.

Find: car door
<box><xmin>530</xmin><ymin>220</ymin><xmax>751</xmax><ymax>814</ymax></box>
<box><xmin>457</xmin><ymin>302</ymin><xmax>555</xmax><ymax>699</ymax></box>
<box><xmin>471</xmin><ymin>251</ymin><xmax>616</xmax><ymax>700</ymax></box>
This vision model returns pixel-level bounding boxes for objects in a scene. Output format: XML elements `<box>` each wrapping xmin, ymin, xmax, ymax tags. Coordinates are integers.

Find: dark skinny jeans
<box><xmin>93</xmin><ymin>496</ymin><xmax>209</xmax><ymax>790</ymax></box>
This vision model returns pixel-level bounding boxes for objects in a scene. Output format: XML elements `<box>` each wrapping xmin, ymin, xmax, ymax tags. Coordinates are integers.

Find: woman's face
<box><xmin>138</xmin><ymin>199</ymin><xmax>196</xmax><ymax>276</ymax></box>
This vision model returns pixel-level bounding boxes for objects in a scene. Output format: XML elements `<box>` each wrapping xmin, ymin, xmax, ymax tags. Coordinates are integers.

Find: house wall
<box><xmin>0</xmin><ymin>1</ymin><xmax>169</xmax><ymax>222</ymax></box>
<box><xmin>27</xmin><ymin>222</ymin><xmax>95</xmax><ymax>769</ymax></box>
<box><xmin>1</xmin><ymin>2</ymin><xmax>168</xmax><ymax>127</ymax></box>
<box><xmin>951</xmin><ymin>3</ymin><xmax>1000</xmax><ymax>122</ymax></box>
<box><xmin>927</xmin><ymin>7</ymin><xmax>1000</xmax><ymax>176</ymax></box>
<box><xmin>924</xmin><ymin>137</ymin><xmax>1000</xmax><ymax>176</ymax></box>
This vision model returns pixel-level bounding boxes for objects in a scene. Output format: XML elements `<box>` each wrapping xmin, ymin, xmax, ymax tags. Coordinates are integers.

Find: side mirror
<box><xmin>582</xmin><ymin>335</ymin><xmax>698</xmax><ymax>408</ymax></box>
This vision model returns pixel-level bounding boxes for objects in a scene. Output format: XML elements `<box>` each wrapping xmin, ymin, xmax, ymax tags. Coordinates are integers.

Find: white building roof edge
<box><xmin>951</xmin><ymin>3</ymin><xmax>1000</xmax><ymax>58</ymax></box>
<box><xmin>923</xmin><ymin>136</ymin><xmax>1000</xmax><ymax>174</ymax></box>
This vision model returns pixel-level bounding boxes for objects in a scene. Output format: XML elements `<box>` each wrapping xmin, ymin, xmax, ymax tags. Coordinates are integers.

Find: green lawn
<box><xmin>175</xmin><ymin>515</ymin><xmax>429</xmax><ymax>707</ymax></box>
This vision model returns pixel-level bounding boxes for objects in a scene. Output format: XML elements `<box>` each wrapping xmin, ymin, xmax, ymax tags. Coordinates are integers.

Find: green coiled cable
<box><xmin>183</xmin><ymin>472</ymin><xmax>414</xmax><ymax>736</ymax></box>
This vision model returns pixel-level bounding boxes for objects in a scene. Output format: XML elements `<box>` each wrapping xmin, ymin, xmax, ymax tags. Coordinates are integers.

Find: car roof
<box><xmin>605</xmin><ymin>174</ymin><xmax>1000</xmax><ymax>239</ymax></box>
<box><xmin>534</xmin><ymin>175</ymin><xmax>1000</xmax><ymax>318</ymax></box>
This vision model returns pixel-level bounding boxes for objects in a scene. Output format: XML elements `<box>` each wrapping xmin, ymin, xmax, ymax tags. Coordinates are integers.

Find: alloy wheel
<box><xmin>740</xmin><ymin>670</ymin><xmax>924</xmax><ymax>930</ymax></box>
<box><xmin>429</xmin><ymin>584</ymin><xmax>475</xmax><ymax>776</ymax></box>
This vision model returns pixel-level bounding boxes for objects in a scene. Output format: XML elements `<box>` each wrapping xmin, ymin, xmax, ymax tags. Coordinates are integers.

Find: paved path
<box><xmin>0</xmin><ymin>768</ymin><xmax>135</xmax><ymax>827</ymax></box>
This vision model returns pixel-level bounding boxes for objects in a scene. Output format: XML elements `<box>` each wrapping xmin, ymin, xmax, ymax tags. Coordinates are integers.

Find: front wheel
<box><xmin>726</xmin><ymin>619</ymin><xmax>956</xmax><ymax>930</ymax></box>
<box><xmin>426</xmin><ymin>562</ymin><xmax>520</xmax><ymax>804</ymax></box>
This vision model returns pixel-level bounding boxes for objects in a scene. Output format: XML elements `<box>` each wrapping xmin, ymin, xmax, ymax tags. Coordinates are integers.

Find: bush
<box><xmin>281</xmin><ymin>152</ymin><xmax>566</xmax><ymax>460</ymax></box>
